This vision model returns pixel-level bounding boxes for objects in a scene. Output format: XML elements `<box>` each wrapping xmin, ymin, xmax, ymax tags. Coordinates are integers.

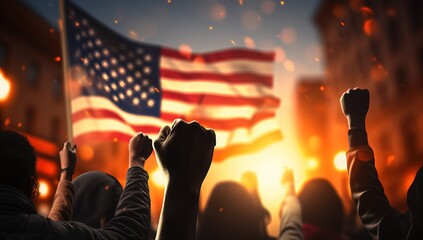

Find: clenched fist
<box><xmin>129</xmin><ymin>132</ymin><xmax>153</xmax><ymax>168</ymax></box>
<box><xmin>340</xmin><ymin>88</ymin><xmax>370</xmax><ymax>129</ymax></box>
<box><xmin>154</xmin><ymin>119</ymin><xmax>216</xmax><ymax>193</ymax></box>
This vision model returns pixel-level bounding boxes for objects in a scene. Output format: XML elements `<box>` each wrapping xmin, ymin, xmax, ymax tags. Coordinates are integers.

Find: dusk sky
<box><xmin>20</xmin><ymin>0</ymin><xmax>325</xmax><ymax>234</ymax></box>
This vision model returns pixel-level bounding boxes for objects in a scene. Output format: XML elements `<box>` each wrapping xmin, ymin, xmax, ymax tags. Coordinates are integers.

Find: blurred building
<box><xmin>314</xmin><ymin>0</ymin><xmax>423</xmax><ymax>210</ymax></box>
<box><xmin>0</xmin><ymin>0</ymin><xmax>65</xmax><ymax>214</ymax></box>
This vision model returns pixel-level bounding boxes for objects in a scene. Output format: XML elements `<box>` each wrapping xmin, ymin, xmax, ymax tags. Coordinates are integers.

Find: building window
<box><xmin>24</xmin><ymin>106</ymin><xmax>36</xmax><ymax>134</ymax></box>
<box><xmin>395</xmin><ymin>65</ymin><xmax>407</xmax><ymax>93</ymax></box>
<box><xmin>26</xmin><ymin>62</ymin><xmax>39</xmax><ymax>86</ymax></box>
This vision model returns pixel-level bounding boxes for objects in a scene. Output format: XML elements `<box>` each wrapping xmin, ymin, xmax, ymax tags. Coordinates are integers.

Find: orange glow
<box><xmin>27</xmin><ymin>134</ymin><xmax>59</xmax><ymax>157</ymax></box>
<box><xmin>279</xmin><ymin>27</ymin><xmax>297</xmax><ymax>44</ymax></box>
<box><xmin>78</xmin><ymin>145</ymin><xmax>95</xmax><ymax>161</ymax></box>
<box><xmin>4</xmin><ymin>118</ymin><xmax>10</xmax><ymax>127</ymax></box>
<box><xmin>178</xmin><ymin>44</ymin><xmax>192</xmax><ymax>59</ymax></box>
<box><xmin>334</xmin><ymin>151</ymin><xmax>347</xmax><ymax>171</ymax></box>
<box><xmin>17</xmin><ymin>122</ymin><xmax>22</xmax><ymax>128</ymax></box>
<box><xmin>340</xmin><ymin>21</ymin><xmax>345</xmax><ymax>26</ymax></box>
<box><xmin>36</xmin><ymin>157</ymin><xmax>59</xmax><ymax>176</ymax></box>
<box><xmin>54</xmin><ymin>56</ymin><xmax>61</xmax><ymax>62</ymax></box>
<box><xmin>152</xmin><ymin>169</ymin><xmax>167</xmax><ymax>188</ymax></box>
<box><xmin>360</xmin><ymin>6</ymin><xmax>373</xmax><ymax>17</ymax></box>
<box><xmin>0</xmin><ymin>70</ymin><xmax>11</xmax><ymax>102</ymax></box>
<box><xmin>244</xmin><ymin>36</ymin><xmax>255</xmax><ymax>48</ymax></box>
<box><xmin>363</xmin><ymin>19</ymin><xmax>378</xmax><ymax>36</ymax></box>
<box><xmin>211</xmin><ymin>4</ymin><xmax>226</xmax><ymax>21</ymax></box>
<box><xmin>307</xmin><ymin>157</ymin><xmax>319</xmax><ymax>170</ymax></box>
<box><xmin>274</xmin><ymin>47</ymin><xmax>286</xmax><ymax>62</ymax></box>
<box><xmin>283</xmin><ymin>59</ymin><xmax>295</xmax><ymax>72</ymax></box>
<box><xmin>38</xmin><ymin>179</ymin><xmax>50</xmax><ymax>198</ymax></box>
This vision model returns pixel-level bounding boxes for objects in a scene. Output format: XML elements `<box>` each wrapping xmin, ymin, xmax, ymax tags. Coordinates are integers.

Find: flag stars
<box><xmin>102</xmin><ymin>73</ymin><xmax>109</xmax><ymax>81</ymax></box>
<box><xmin>128</xmin><ymin>52</ymin><xmax>135</xmax><ymax>58</ymax></box>
<box><xmin>102</xmin><ymin>48</ymin><xmax>110</xmax><ymax>56</ymax></box>
<box><xmin>95</xmin><ymin>39</ymin><xmax>102</xmax><ymax>46</ymax></box>
<box><xmin>104</xmin><ymin>85</ymin><xmax>110</xmax><ymax>92</ymax></box>
<box><xmin>113</xmin><ymin>95</ymin><xmax>118</xmax><ymax>102</ymax></box>
<box><xmin>149</xmin><ymin>86</ymin><xmax>155</xmax><ymax>93</ymax></box>
<box><xmin>127</xmin><ymin>63</ymin><xmax>134</xmax><ymax>70</ymax></box>
<box><xmin>119</xmin><ymin>55</ymin><xmax>126</xmax><ymax>61</ymax></box>
<box><xmin>135</xmin><ymin>59</ymin><xmax>142</xmax><ymax>66</ymax></box>
<box><xmin>147</xmin><ymin>99</ymin><xmax>155</xmax><ymax>107</ymax></box>
<box><xmin>132</xmin><ymin>98</ymin><xmax>140</xmax><ymax>105</ymax></box>
<box><xmin>119</xmin><ymin>80</ymin><xmax>125</xmax><ymax>88</ymax></box>
<box><xmin>127</xmin><ymin>76</ymin><xmax>134</xmax><ymax>83</ymax></box>
<box><xmin>94</xmin><ymin>51</ymin><xmax>101</xmax><ymax>58</ymax></box>
<box><xmin>94</xmin><ymin>63</ymin><xmax>101</xmax><ymax>70</ymax></box>
<box><xmin>126</xmin><ymin>89</ymin><xmax>133</xmax><ymax>97</ymax></box>
<box><xmin>111</xmin><ymin>83</ymin><xmax>117</xmax><ymax>90</ymax></box>
<box><xmin>119</xmin><ymin>93</ymin><xmax>125</xmax><ymax>100</ymax></box>
<box><xmin>110</xmin><ymin>58</ymin><xmax>118</xmax><ymax>66</ymax></box>
<box><xmin>88</xmin><ymin>28</ymin><xmax>95</xmax><ymax>36</ymax></box>
<box><xmin>141</xmin><ymin>92</ymin><xmax>147</xmax><ymax>99</ymax></box>
<box><xmin>82</xmin><ymin>18</ymin><xmax>88</xmax><ymax>26</ymax></box>
<box><xmin>136</xmin><ymin>48</ymin><xmax>144</xmax><ymax>54</ymax></box>
<box><xmin>143</xmin><ymin>66</ymin><xmax>151</xmax><ymax>74</ymax></box>
<box><xmin>144</xmin><ymin>54</ymin><xmax>152</xmax><ymax>62</ymax></box>
<box><xmin>101</xmin><ymin>60</ymin><xmax>109</xmax><ymax>68</ymax></box>
<box><xmin>135</xmin><ymin>71</ymin><xmax>142</xmax><ymax>78</ymax></box>
<box><xmin>134</xmin><ymin>84</ymin><xmax>141</xmax><ymax>91</ymax></box>
<box><xmin>81</xmin><ymin>31</ymin><xmax>87</xmax><ymax>38</ymax></box>
<box><xmin>142</xmin><ymin>79</ymin><xmax>149</xmax><ymax>86</ymax></box>
<box><xmin>118</xmin><ymin>67</ymin><xmax>126</xmax><ymax>75</ymax></box>
<box><xmin>110</xmin><ymin>70</ymin><xmax>117</xmax><ymax>78</ymax></box>
<box><xmin>75</xmin><ymin>34</ymin><xmax>81</xmax><ymax>41</ymax></box>
<box><xmin>87</xmin><ymin>41</ymin><xmax>93</xmax><ymax>48</ymax></box>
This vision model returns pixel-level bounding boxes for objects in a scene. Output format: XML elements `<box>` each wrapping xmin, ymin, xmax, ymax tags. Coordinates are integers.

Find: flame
<box><xmin>0</xmin><ymin>70</ymin><xmax>11</xmax><ymax>101</ymax></box>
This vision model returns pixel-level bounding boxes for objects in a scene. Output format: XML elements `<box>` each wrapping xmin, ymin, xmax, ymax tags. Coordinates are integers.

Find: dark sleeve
<box><xmin>45</xmin><ymin>166</ymin><xmax>150</xmax><ymax>240</ymax></box>
<box><xmin>347</xmin><ymin>129</ymin><xmax>402</xmax><ymax>240</ymax></box>
<box><xmin>278</xmin><ymin>195</ymin><xmax>304</xmax><ymax>240</ymax></box>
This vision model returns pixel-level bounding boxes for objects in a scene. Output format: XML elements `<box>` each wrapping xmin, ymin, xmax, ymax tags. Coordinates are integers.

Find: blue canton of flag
<box><xmin>66</xmin><ymin>0</ymin><xmax>161</xmax><ymax>117</ymax></box>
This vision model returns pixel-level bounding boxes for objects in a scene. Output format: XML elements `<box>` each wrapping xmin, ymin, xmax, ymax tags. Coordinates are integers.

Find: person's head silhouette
<box><xmin>0</xmin><ymin>129</ymin><xmax>39</xmax><ymax>200</ymax></box>
<box><xmin>197</xmin><ymin>181</ymin><xmax>269</xmax><ymax>240</ymax></box>
<box><xmin>72</xmin><ymin>171</ymin><xmax>123</xmax><ymax>228</ymax></box>
<box><xmin>298</xmin><ymin>178</ymin><xmax>344</xmax><ymax>238</ymax></box>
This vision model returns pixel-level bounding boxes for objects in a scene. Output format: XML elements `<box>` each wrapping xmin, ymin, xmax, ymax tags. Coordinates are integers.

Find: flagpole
<box><xmin>59</xmin><ymin>0</ymin><xmax>74</xmax><ymax>144</ymax></box>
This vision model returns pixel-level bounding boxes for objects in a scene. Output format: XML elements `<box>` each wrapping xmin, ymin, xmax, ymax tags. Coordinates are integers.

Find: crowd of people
<box><xmin>0</xmin><ymin>88</ymin><xmax>422</xmax><ymax>240</ymax></box>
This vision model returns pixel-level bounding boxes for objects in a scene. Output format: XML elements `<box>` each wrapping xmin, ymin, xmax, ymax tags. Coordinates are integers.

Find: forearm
<box><xmin>278</xmin><ymin>195</ymin><xmax>303</xmax><ymax>240</ymax></box>
<box><xmin>347</xmin><ymin>129</ymin><xmax>398</xmax><ymax>239</ymax></box>
<box><xmin>48</xmin><ymin>177</ymin><xmax>75</xmax><ymax>221</ymax></box>
<box><xmin>103</xmin><ymin>166</ymin><xmax>151</xmax><ymax>239</ymax></box>
<box><xmin>155</xmin><ymin>183</ymin><xmax>200</xmax><ymax>240</ymax></box>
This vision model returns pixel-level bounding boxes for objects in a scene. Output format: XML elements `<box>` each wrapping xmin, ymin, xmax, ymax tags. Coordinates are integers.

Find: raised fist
<box><xmin>153</xmin><ymin>119</ymin><xmax>216</xmax><ymax>193</ymax></box>
<box><xmin>340</xmin><ymin>88</ymin><xmax>370</xmax><ymax>129</ymax></box>
<box><xmin>129</xmin><ymin>132</ymin><xmax>153</xmax><ymax>168</ymax></box>
<box><xmin>59</xmin><ymin>141</ymin><xmax>77</xmax><ymax>180</ymax></box>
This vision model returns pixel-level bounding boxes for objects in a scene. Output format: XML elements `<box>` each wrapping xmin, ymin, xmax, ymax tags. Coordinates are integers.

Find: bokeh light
<box><xmin>0</xmin><ymin>70</ymin><xmax>11</xmax><ymax>101</ymax></box>
<box><xmin>334</xmin><ymin>151</ymin><xmax>347</xmax><ymax>171</ymax></box>
<box><xmin>38</xmin><ymin>179</ymin><xmax>50</xmax><ymax>198</ymax></box>
<box><xmin>279</xmin><ymin>27</ymin><xmax>297</xmax><ymax>45</ymax></box>
<box><xmin>152</xmin><ymin>168</ymin><xmax>167</xmax><ymax>188</ymax></box>
<box><xmin>210</xmin><ymin>4</ymin><xmax>226</xmax><ymax>21</ymax></box>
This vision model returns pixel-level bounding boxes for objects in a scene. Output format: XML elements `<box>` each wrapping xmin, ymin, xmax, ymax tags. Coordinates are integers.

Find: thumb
<box><xmin>154</xmin><ymin>125</ymin><xmax>171</xmax><ymax>153</ymax></box>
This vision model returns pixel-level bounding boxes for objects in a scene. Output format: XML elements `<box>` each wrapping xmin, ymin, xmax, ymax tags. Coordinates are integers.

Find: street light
<box><xmin>0</xmin><ymin>70</ymin><xmax>11</xmax><ymax>102</ymax></box>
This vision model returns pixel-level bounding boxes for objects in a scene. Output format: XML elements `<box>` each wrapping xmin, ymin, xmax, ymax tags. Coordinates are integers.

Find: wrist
<box><xmin>60</xmin><ymin>169</ymin><xmax>72</xmax><ymax>181</ymax></box>
<box><xmin>347</xmin><ymin>116</ymin><xmax>366</xmax><ymax>130</ymax></box>
<box><xmin>167</xmin><ymin>178</ymin><xmax>201</xmax><ymax>196</ymax></box>
<box><xmin>129</xmin><ymin>156</ymin><xmax>146</xmax><ymax>168</ymax></box>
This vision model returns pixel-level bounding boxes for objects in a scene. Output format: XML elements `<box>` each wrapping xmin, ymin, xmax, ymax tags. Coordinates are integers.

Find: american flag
<box><xmin>63</xmin><ymin>0</ymin><xmax>282</xmax><ymax>161</ymax></box>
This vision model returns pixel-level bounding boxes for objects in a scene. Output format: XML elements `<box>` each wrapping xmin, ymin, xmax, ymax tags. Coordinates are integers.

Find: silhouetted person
<box><xmin>242</xmin><ymin>171</ymin><xmax>274</xmax><ymax>239</ymax></box>
<box><xmin>0</xmin><ymin>129</ymin><xmax>152</xmax><ymax>239</ymax></box>
<box><xmin>298</xmin><ymin>178</ymin><xmax>344</xmax><ymax>240</ymax></box>
<box><xmin>197</xmin><ymin>181</ymin><xmax>273</xmax><ymax>240</ymax></box>
<box><xmin>71</xmin><ymin>171</ymin><xmax>123</xmax><ymax>228</ymax></box>
<box><xmin>153</xmin><ymin>119</ymin><xmax>216</xmax><ymax>240</ymax></box>
<box><xmin>340</xmin><ymin>88</ymin><xmax>423</xmax><ymax>239</ymax></box>
<box><xmin>278</xmin><ymin>168</ymin><xmax>303</xmax><ymax>240</ymax></box>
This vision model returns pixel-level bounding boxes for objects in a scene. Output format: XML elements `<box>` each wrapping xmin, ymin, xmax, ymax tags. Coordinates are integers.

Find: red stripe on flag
<box><xmin>162</xmin><ymin>91</ymin><xmax>280</xmax><ymax>108</ymax></box>
<box><xmin>161</xmin><ymin>47</ymin><xmax>274</xmax><ymax>62</ymax></box>
<box><xmin>73</xmin><ymin>131</ymin><xmax>133</xmax><ymax>145</ymax></box>
<box><xmin>72</xmin><ymin>109</ymin><xmax>276</xmax><ymax>131</ymax></box>
<box><xmin>160</xmin><ymin>69</ymin><xmax>273</xmax><ymax>87</ymax></box>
